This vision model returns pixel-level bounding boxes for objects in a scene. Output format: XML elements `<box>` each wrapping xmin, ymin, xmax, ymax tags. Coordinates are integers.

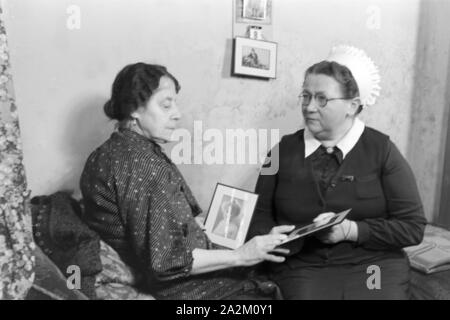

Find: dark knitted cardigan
<box><xmin>30</xmin><ymin>192</ymin><xmax>102</xmax><ymax>299</ymax></box>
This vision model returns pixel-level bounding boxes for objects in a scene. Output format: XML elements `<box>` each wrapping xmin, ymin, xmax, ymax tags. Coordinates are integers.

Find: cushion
<box><xmin>95</xmin><ymin>240</ymin><xmax>155</xmax><ymax>300</ymax></box>
<box><xmin>404</xmin><ymin>224</ymin><xmax>450</xmax><ymax>274</ymax></box>
<box><xmin>405</xmin><ymin>224</ymin><xmax>450</xmax><ymax>300</ymax></box>
<box><xmin>410</xmin><ymin>269</ymin><xmax>450</xmax><ymax>300</ymax></box>
<box><xmin>26</xmin><ymin>245</ymin><xmax>88</xmax><ymax>300</ymax></box>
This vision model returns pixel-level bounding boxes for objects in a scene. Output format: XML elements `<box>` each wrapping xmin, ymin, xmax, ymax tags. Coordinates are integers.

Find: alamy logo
<box><xmin>366</xmin><ymin>264</ymin><xmax>381</xmax><ymax>290</ymax></box>
<box><xmin>170</xmin><ymin>121</ymin><xmax>280</xmax><ymax>175</ymax></box>
<box><xmin>366</xmin><ymin>5</ymin><xmax>381</xmax><ymax>30</ymax></box>
<box><xmin>66</xmin><ymin>265</ymin><xmax>81</xmax><ymax>290</ymax></box>
<box><xmin>66</xmin><ymin>5</ymin><xmax>81</xmax><ymax>30</ymax></box>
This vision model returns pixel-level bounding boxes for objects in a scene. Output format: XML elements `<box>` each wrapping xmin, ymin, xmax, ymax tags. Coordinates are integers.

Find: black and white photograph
<box><xmin>243</xmin><ymin>0</ymin><xmax>268</xmax><ymax>20</ymax></box>
<box><xmin>204</xmin><ymin>184</ymin><xmax>258</xmax><ymax>249</ymax></box>
<box><xmin>235</xmin><ymin>0</ymin><xmax>273</xmax><ymax>25</ymax></box>
<box><xmin>211</xmin><ymin>195</ymin><xmax>244</xmax><ymax>240</ymax></box>
<box><xmin>242</xmin><ymin>46</ymin><xmax>270</xmax><ymax>70</ymax></box>
<box><xmin>1</xmin><ymin>0</ymin><xmax>450</xmax><ymax>304</ymax></box>
<box><xmin>233</xmin><ymin>37</ymin><xmax>277</xmax><ymax>78</ymax></box>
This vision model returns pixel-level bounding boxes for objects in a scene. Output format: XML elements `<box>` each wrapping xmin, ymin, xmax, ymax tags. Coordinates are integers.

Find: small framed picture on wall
<box><xmin>243</xmin><ymin>0</ymin><xmax>268</xmax><ymax>20</ymax></box>
<box><xmin>235</xmin><ymin>0</ymin><xmax>273</xmax><ymax>25</ymax></box>
<box><xmin>204</xmin><ymin>183</ymin><xmax>259</xmax><ymax>249</ymax></box>
<box><xmin>233</xmin><ymin>37</ymin><xmax>277</xmax><ymax>79</ymax></box>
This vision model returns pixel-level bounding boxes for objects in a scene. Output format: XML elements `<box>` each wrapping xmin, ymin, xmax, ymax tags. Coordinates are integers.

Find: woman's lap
<box><xmin>271</xmin><ymin>257</ymin><xmax>411</xmax><ymax>300</ymax></box>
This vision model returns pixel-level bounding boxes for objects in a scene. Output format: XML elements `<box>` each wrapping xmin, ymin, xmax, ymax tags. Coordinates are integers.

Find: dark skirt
<box><xmin>270</xmin><ymin>255</ymin><xmax>411</xmax><ymax>300</ymax></box>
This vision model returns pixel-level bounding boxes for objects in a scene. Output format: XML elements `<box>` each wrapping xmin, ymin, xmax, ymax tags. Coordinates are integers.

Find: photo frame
<box><xmin>233</xmin><ymin>37</ymin><xmax>277</xmax><ymax>79</ymax></box>
<box><xmin>235</xmin><ymin>0</ymin><xmax>273</xmax><ymax>25</ymax></box>
<box><xmin>278</xmin><ymin>209</ymin><xmax>352</xmax><ymax>245</ymax></box>
<box><xmin>204</xmin><ymin>183</ymin><xmax>259</xmax><ymax>249</ymax></box>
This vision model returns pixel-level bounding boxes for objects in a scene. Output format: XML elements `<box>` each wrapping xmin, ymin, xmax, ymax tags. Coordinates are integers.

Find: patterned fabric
<box><xmin>80</xmin><ymin>128</ymin><xmax>254</xmax><ymax>300</ymax></box>
<box><xmin>0</xmin><ymin>5</ymin><xmax>35</xmax><ymax>300</ymax></box>
<box><xmin>96</xmin><ymin>240</ymin><xmax>137</xmax><ymax>285</ymax></box>
<box><xmin>405</xmin><ymin>224</ymin><xmax>450</xmax><ymax>273</ymax></box>
<box><xmin>410</xmin><ymin>268</ymin><xmax>450</xmax><ymax>300</ymax></box>
<box><xmin>409</xmin><ymin>225</ymin><xmax>450</xmax><ymax>299</ymax></box>
<box><xmin>26</xmin><ymin>245</ymin><xmax>88</xmax><ymax>300</ymax></box>
<box><xmin>30</xmin><ymin>192</ymin><xmax>102</xmax><ymax>299</ymax></box>
<box><xmin>95</xmin><ymin>240</ymin><xmax>155</xmax><ymax>300</ymax></box>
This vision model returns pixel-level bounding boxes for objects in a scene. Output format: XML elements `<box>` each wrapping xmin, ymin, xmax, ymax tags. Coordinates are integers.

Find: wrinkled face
<box><xmin>301</xmin><ymin>74</ymin><xmax>357</xmax><ymax>140</ymax></box>
<box><xmin>132</xmin><ymin>76</ymin><xmax>180</xmax><ymax>143</ymax></box>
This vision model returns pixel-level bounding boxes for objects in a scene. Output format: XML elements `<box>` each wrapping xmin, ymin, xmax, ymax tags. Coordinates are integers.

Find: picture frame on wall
<box><xmin>235</xmin><ymin>0</ymin><xmax>273</xmax><ymax>25</ymax></box>
<box><xmin>204</xmin><ymin>183</ymin><xmax>259</xmax><ymax>249</ymax></box>
<box><xmin>243</xmin><ymin>0</ymin><xmax>268</xmax><ymax>20</ymax></box>
<box><xmin>233</xmin><ymin>37</ymin><xmax>277</xmax><ymax>79</ymax></box>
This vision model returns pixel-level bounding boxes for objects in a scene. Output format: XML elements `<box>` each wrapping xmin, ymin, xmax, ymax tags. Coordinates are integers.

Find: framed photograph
<box><xmin>243</xmin><ymin>0</ymin><xmax>268</xmax><ymax>20</ymax></box>
<box><xmin>233</xmin><ymin>37</ymin><xmax>277</xmax><ymax>79</ymax></box>
<box><xmin>278</xmin><ymin>209</ymin><xmax>352</xmax><ymax>245</ymax></box>
<box><xmin>235</xmin><ymin>0</ymin><xmax>272</xmax><ymax>25</ymax></box>
<box><xmin>204</xmin><ymin>183</ymin><xmax>259</xmax><ymax>249</ymax></box>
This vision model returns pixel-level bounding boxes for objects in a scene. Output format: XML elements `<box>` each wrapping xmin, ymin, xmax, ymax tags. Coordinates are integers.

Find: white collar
<box><xmin>304</xmin><ymin>118</ymin><xmax>365</xmax><ymax>159</ymax></box>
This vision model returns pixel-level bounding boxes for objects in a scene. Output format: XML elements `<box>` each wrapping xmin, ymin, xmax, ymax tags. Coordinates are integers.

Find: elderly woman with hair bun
<box><xmin>80</xmin><ymin>63</ymin><xmax>290</xmax><ymax>300</ymax></box>
<box><xmin>248</xmin><ymin>46</ymin><xmax>427</xmax><ymax>300</ymax></box>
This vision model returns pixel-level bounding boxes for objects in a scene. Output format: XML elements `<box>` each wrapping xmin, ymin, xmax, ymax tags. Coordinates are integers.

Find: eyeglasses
<box><xmin>299</xmin><ymin>92</ymin><xmax>351</xmax><ymax>108</ymax></box>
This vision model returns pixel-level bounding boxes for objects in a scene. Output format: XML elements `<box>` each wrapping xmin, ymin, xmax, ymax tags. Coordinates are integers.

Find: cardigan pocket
<box><xmin>355</xmin><ymin>174</ymin><xmax>383</xmax><ymax>199</ymax></box>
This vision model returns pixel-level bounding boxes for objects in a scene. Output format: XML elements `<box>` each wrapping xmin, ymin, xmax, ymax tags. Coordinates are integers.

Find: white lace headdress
<box><xmin>327</xmin><ymin>45</ymin><xmax>381</xmax><ymax>107</ymax></box>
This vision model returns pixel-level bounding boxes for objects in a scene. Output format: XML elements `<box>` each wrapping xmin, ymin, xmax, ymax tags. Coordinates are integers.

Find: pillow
<box><xmin>95</xmin><ymin>240</ymin><xmax>155</xmax><ymax>300</ymax></box>
<box><xmin>27</xmin><ymin>245</ymin><xmax>88</xmax><ymax>300</ymax></box>
<box><xmin>404</xmin><ymin>224</ymin><xmax>450</xmax><ymax>274</ymax></box>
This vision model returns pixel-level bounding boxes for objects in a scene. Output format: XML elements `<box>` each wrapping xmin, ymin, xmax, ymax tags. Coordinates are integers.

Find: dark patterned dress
<box><xmin>80</xmin><ymin>128</ymin><xmax>273</xmax><ymax>300</ymax></box>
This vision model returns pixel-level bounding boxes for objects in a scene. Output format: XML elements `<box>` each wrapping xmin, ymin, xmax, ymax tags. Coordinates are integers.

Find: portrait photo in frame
<box><xmin>204</xmin><ymin>183</ymin><xmax>259</xmax><ymax>249</ymax></box>
<box><xmin>233</xmin><ymin>37</ymin><xmax>277</xmax><ymax>79</ymax></box>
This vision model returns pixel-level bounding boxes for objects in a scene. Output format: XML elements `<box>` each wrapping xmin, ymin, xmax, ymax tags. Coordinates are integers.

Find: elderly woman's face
<box><xmin>301</xmin><ymin>74</ymin><xmax>355</xmax><ymax>140</ymax></box>
<box><xmin>132</xmin><ymin>76</ymin><xmax>180</xmax><ymax>143</ymax></box>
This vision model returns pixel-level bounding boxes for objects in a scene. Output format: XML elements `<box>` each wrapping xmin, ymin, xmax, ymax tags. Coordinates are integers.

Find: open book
<box><xmin>404</xmin><ymin>224</ymin><xmax>450</xmax><ymax>274</ymax></box>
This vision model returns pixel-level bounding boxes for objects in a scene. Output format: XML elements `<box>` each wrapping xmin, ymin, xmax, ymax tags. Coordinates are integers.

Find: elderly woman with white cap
<box><xmin>248</xmin><ymin>46</ymin><xmax>427</xmax><ymax>299</ymax></box>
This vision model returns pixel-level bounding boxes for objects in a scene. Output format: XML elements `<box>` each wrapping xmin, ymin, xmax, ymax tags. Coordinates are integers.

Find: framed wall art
<box><xmin>233</xmin><ymin>37</ymin><xmax>277</xmax><ymax>79</ymax></box>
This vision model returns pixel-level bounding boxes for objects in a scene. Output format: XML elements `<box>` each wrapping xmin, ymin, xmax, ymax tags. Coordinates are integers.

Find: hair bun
<box><xmin>103</xmin><ymin>99</ymin><xmax>117</xmax><ymax>120</ymax></box>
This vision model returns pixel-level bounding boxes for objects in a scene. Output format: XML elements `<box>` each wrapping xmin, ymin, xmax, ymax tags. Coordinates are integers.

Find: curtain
<box><xmin>0</xmin><ymin>4</ymin><xmax>35</xmax><ymax>299</ymax></box>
